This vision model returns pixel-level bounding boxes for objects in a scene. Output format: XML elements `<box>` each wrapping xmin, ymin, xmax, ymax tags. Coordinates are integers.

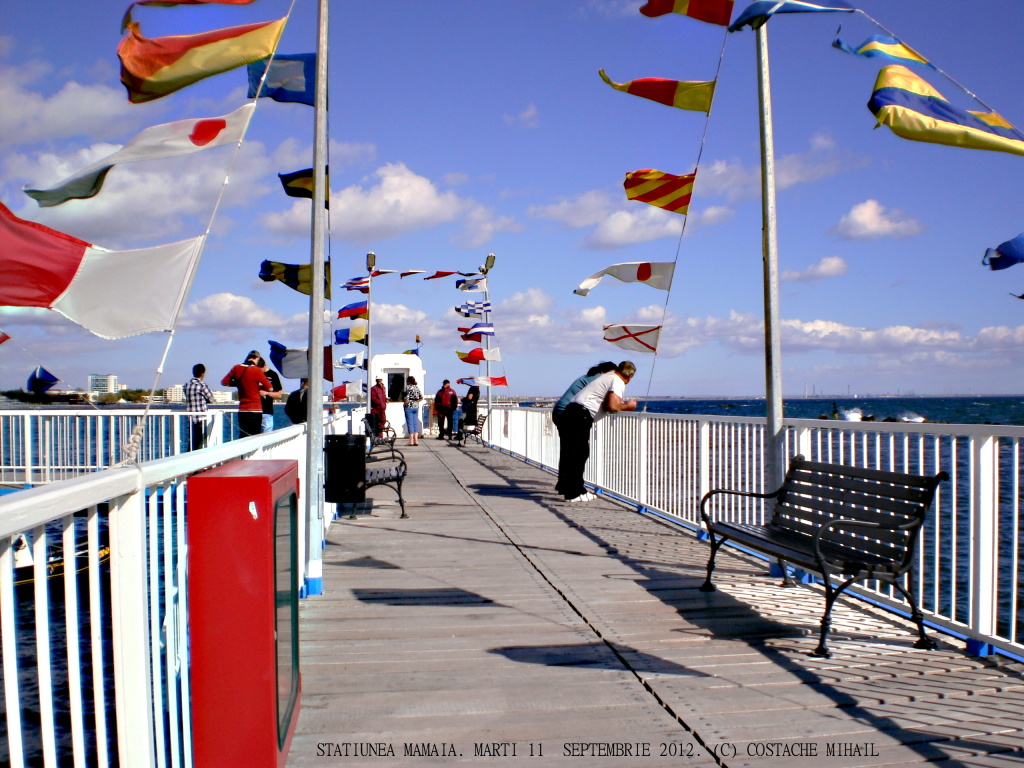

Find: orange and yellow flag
<box><xmin>624</xmin><ymin>170</ymin><xmax>696</xmax><ymax>214</ymax></box>
<box><xmin>638</xmin><ymin>0</ymin><xmax>734</xmax><ymax>26</ymax></box>
<box><xmin>118</xmin><ymin>18</ymin><xmax>285</xmax><ymax>103</ymax></box>
<box><xmin>599</xmin><ymin>70</ymin><xmax>715</xmax><ymax>113</ymax></box>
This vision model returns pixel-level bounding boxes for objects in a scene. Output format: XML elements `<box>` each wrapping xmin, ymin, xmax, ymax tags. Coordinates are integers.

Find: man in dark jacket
<box><xmin>285</xmin><ymin>378</ymin><xmax>308</xmax><ymax>424</ymax></box>
<box><xmin>433</xmin><ymin>379</ymin><xmax>459</xmax><ymax>439</ymax></box>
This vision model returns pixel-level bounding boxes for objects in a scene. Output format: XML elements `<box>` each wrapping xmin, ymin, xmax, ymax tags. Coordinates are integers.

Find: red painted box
<box><xmin>188</xmin><ymin>460</ymin><xmax>301</xmax><ymax>768</ymax></box>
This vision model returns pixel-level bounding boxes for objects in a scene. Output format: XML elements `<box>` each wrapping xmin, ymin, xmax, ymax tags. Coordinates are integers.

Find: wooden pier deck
<box><xmin>287</xmin><ymin>437</ymin><xmax>1024</xmax><ymax>767</ymax></box>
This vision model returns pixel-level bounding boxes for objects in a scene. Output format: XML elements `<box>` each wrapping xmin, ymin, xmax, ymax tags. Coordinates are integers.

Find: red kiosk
<box><xmin>188</xmin><ymin>460</ymin><xmax>301</xmax><ymax>767</ymax></box>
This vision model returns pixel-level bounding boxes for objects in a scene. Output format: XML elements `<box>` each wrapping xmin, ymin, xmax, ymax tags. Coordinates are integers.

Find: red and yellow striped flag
<box><xmin>624</xmin><ymin>169</ymin><xmax>696</xmax><ymax>214</ymax></box>
<box><xmin>638</xmin><ymin>0</ymin><xmax>734</xmax><ymax>26</ymax></box>
<box><xmin>118</xmin><ymin>18</ymin><xmax>285</xmax><ymax>103</ymax></box>
<box><xmin>599</xmin><ymin>70</ymin><xmax>715</xmax><ymax>113</ymax></box>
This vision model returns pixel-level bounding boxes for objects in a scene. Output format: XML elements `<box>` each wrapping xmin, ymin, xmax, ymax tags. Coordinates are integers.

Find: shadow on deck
<box><xmin>288</xmin><ymin>438</ymin><xmax>1024</xmax><ymax>768</ymax></box>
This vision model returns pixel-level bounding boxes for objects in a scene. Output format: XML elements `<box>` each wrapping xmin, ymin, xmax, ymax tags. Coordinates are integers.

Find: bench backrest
<box><xmin>771</xmin><ymin>455</ymin><xmax>947</xmax><ymax>570</ymax></box>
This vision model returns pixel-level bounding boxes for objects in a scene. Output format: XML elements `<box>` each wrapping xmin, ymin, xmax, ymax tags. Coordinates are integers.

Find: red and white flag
<box><xmin>0</xmin><ymin>202</ymin><xmax>202</xmax><ymax>339</ymax></box>
<box><xmin>0</xmin><ymin>331</ymin><xmax>10</xmax><ymax>346</ymax></box>
<box><xmin>455</xmin><ymin>347</ymin><xmax>501</xmax><ymax>364</ymax></box>
<box><xmin>24</xmin><ymin>104</ymin><xmax>255</xmax><ymax>207</ymax></box>
<box><xmin>575</xmin><ymin>262</ymin><xmax>674</xmax><ymax>297</ymax></box>
<box><xmin>603</xmin><ymin>324</ymin><xmax>662</xmax><ymax>354</ymax></box>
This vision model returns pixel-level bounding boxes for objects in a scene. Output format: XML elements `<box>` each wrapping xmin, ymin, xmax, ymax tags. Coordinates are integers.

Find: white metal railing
<box><xmin>486</xmin><ymin>406</ymin><xmax>1024</xmax><ymax>660</ymax></box>
<box><xmin>0</xmin><ymin>408</ymin><xmax>353</xmax><ymax>768</ymax></box>
<box><xmin>0</xmin><ymin>408</ymin><xmax>235</xmax><ymax>487</ymax></box>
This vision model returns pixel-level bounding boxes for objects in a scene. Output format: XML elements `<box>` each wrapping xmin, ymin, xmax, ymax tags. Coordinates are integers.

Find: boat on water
<box><xmin>12</xmin><ymin>532</ymin><xmax>110</xmax><ymax>589</ymax></box>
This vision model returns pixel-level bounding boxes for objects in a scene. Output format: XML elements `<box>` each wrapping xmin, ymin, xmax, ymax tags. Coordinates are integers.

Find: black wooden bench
<box><xmin>699</xmin><ymin>455</ymin><xmax>948</xmax><ymax>657</ymax></box>
<box><xmin>455</xmin><ymin>414</ymin><xmax>487</xmax><ymax>447</ymax></box>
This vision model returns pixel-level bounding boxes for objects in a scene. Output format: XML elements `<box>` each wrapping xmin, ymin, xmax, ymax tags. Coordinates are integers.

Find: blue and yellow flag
<box><xmin>869</xmin><ymin>65</ymin><xmax>1024</xmax><ymax>157</ymax></box>
<box><xmin>334</xmin><ymin>325</ymin><xmax>367</xmax><ymax>345</ymax></box>
<box><xmin>833</xmin><ymin>34</ymin><xmax>932</xmax><ymax>69</ymax></box>
<box><xmin>259</xmin><ymin>260</ymin><xmax>331</xmax><ymax>299</ymax></box>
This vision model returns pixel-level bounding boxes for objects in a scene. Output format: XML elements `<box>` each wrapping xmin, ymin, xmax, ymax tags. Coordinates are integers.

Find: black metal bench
<box><xmin>699</xmin><ymin>455</ymin><xmax>948</xmax><ymax>657</ymax></box>
<box><xmin>455</xmin><ymin>413</ymin><xmax>487</xmax><ymax>447</ymax></box>
<box><xmin>363</xmin><ymin>416</ymin><xmax>397</xmax><ymax>451</ymax></box>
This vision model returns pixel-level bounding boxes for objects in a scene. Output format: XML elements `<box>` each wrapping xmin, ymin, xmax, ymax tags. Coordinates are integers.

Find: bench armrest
<box><xmin>699</xmin><ymin>486</ymin><xmax>784</xmax><ymax>527</ymax></box>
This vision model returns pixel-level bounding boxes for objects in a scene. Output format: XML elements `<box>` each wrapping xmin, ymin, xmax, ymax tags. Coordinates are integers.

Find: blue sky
<box><xmin>2</xmin><ymin>0</ymin><xmax>1023</xmax><ymax>398</ymax></box>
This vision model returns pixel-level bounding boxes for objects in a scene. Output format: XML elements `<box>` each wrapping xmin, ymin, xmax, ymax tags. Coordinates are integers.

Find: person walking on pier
<box><xmin>555</xmin><ymin>361</ymin><xmax>637</xmax><ymax>503</ymax></box>
<box><xmin>285</xmin><ymin>378</ymin><xmax>308</xmax><ymax>424</ymax></box>
<box><xmin>184</xmin><ymin>363</ymin><xmax>214</xmax><ymax>451</ymax></box>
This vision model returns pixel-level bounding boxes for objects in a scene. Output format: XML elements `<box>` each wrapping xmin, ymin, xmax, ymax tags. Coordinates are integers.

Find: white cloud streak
<box><xmin>831</xmin><ymin>199</ymin><xmax>924</xmax><ymax>240</ymax></box>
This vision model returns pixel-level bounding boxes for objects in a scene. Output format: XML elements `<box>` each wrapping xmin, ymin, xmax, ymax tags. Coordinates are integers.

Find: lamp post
<box><xmin>479</xmin><ymin>253</ymin><xmax>495</xmax><ymax>443</ymax></box>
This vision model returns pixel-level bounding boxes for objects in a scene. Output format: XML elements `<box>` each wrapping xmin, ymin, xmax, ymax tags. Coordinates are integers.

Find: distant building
<box><xmin>164</xmin><ymin>384</ymin><xmax>184</xmax><ymax>404</ymax></box>
<box><xmin>88</xmin><ymin>373</ymin><xmax>119</xmax><ymax>395</ymax></box>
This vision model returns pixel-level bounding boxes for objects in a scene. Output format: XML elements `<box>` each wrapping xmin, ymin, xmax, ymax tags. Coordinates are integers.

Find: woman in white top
<box><xmin>555</xmin><ymin>361</ymin><xmax>638</xmax><ymax>502</ymax></box>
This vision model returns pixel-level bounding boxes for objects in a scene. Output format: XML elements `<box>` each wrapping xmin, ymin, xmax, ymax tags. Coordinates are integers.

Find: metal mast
<box><xmin>756</xmin><ymin>23</ymin><xmax>785</xmax><ymax>494</ymax></box>
<box><xmin>304</xmin><ymin>0</ymin><xmax>329</xmax><ymax>596</ymax></box>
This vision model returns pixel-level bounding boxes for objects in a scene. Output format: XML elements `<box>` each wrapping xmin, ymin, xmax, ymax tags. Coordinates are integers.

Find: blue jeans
<box><xmin>404</xmin><ymin>406</ymin><xmax>421</xmax><ymax>434</ymax></box>
<box><xmin>261</xmin><ymin>413</ymin><xmax>274</xmax><ymax>433</ymax></box>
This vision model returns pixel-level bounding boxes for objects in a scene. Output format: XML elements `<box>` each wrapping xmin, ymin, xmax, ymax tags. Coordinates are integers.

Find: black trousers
<box><xmin>238</xmin><ymin>411</ymin><xmax>262</xmax><ymax>437</ymax></box>
<box><xmin>554</xmin><ymin>402</ymin><xmax>593</xmax><ymax>499</ymax></box>
<box><xmin>437</xmin><ymin>411</ymin><xmax>454</xmax><ymax>437</ymax></box>
<box><xmin>190</xmin><ymin>421</ymin><xmax>206</xmax><ymax>451</ymax></box>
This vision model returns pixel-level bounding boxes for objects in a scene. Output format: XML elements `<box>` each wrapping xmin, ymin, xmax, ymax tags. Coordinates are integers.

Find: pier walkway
<box><xmin>287</xmin><ymin>438</ymin><xmax>1024</xmax><ymax>768</ymax></box>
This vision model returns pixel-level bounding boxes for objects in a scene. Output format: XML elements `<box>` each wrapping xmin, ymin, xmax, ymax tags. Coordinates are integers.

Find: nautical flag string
<box><xmin>334</xmin><ymin>325</ymin><xmax>368</xmax><ymax>345</ymax></box>
<box><xmin>728</xmin><ymin>0</ymin><xmax>854</xmax><ymax>32</ymax></box>
<box><xmin>983</xmin><ymin>233</ymin><xmax>1024</xmax><ymax>271</ymax></box>
<box><xmin>456</xmin><ymin>301</ymin><xmax>491</xmax><ymax>317</ymax></box>
<box><xmin>279</xmin><ymin>167</ymin><xmax>329</xmax><ymax>207</ymax></box>
<box><xmin>599</xmin><ymin>69</ymin><xmax>715</xmax><ymax>113</ymax></box>
<box><xmin>259</xmin><ymin>260</ymin><xmax>331</xmax><ymax>299</ymax></box>
<box><xmin>342</xmin><ymin>275</ymin><xmax>370</xmax><ymax>293</ymax></box>
<box><xmin>868</xmin><ymin>65</ymin><xmax>1024</xmax><ymax>157</ymax></box>
<box><xmin>118</xmin><ymin>18</ymin><xmax>286</xmax><ymax>103</ymax></box>
<box><xmin>833</xmin><ymin>34</ymin><xmax>933</xmax><ymax>69</ymax></box>
<box><xmin>603</xmin><ymin>324</ymin><xmax>662</xmax><ymax>354</ymax></box>
<box><xmin>121</xmin><ymin>0</ymin><xmax>256</xmax><ymax>32</ymax></box>
<box><xmin>456</xmin><ymin>276</ymin><xmax>487</xmax><ymax>292</ymax></box>
<box><xmin>456</xmin><ymin>347</ymin><xmax>501</xmax><ymax>364</ymax></box>
<box><xmin>458</xmin><ymin>323</ymin><xmax>495</xmax><ymax>342</ymax></box>
<box><xmin>24</xmin><ymin>104</ymin><xmax>255</xmax><ymax>207</ymax></box>
<box><xmin>457</xmin><ymin>376</ymin><xmax>508</xmax><ymax>387</ymax></box>
<box><xmin>248</xmin><ymin>53</ymin><xmax>317</xmax><ymax>105</ymax></box>
<box><xmin>337</xmin><ymin>300</ymin><xmax>368</xmax><ymax>319</ymax></box>
<box><xmin>638</xmin><ymin>0</ymin><xmax>734</xmax><ymax>26</ymax></box>
<box><xmin>624</xmin><ymin>169</ymin><xmax>695</xmax><ymax>214</ymax></box>
<box><xmin>575</xmin><ymin>263</ymin><xmax>675</xmax><ymax>297</ymax></box>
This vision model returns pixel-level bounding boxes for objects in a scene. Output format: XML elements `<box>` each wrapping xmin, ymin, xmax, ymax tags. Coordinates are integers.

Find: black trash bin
<box><xmin>324</xmin><ymin>434</ymin><xmax>367</xmax><ymax>503</ymax></box>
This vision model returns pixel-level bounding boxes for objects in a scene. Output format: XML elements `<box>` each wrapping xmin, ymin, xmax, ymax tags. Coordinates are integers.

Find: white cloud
<box><xmin>0</xmin><ymin>63</ymin><xmax>148</xmax><ymax>151</ymax></box>
<box><xmin>502</xmin><ymin>103</ymin><xmax>539</xmax><ymax>128</ymax></box>
<box><xmin>7</xmin><ymin>141</ymin><xmax>274</xmax><ymax>246</ymax></box>
<box><xmin>263</xmin><ymin>162</ymin><xmax>516</xmax><ymax>247</ymax></box>
<box><xmin>830</xmin><ymin>199</ymin><xmax>923</xmax><ymax>240</ymax></box>
<box><xmin>179</xmin><ymin>292</ymin><xmax>306</xmax><ymax>342</ymax></box>
<box><xmin>781</xmin><ymin>256</ymin><xmax>848</xmax><ymax>282</ymax></box>
<box><xmin>528</xmin><ymin>190</ymin><xmax>615</xmax><ymax>229</ymax></box>
<box><xmin>444</xmin><ymin>172</ymin><xmax>470</xmax><ymax>186</ymax></box>
<box><xmin>585</xmin><ymin>206</ymin><xmax>684</xmax><ymax>249</ymax></box>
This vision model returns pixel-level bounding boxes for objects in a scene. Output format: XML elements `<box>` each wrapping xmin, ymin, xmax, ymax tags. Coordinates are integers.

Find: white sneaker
<box><xmin>569</xmin><ymin>492</ymin><xmax>595</xmax><ymax>503</ymax></box>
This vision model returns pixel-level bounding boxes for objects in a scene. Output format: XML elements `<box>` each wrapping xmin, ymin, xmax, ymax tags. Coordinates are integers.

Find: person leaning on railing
<box><xmin>554</xmin><ymin>361</ymin><xmax>637</xmax><ymax>504</ymax></box>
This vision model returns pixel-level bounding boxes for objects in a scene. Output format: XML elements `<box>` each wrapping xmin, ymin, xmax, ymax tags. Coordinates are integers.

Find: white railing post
<box><xmin>795</xmin><ymin>424</ymin><xmax>811</xmax><ymax>460</ymax></box>
<box><xmin>698</xmin><ymin>419</ymin><xmax>710</xmax><ymax>511</ymax></box>
<box><xmin>970</xmin><ymin>434</ymin><xmax>998</xmax><ymax>654</ymax></box>
<box><xmin>23</xmin><ymin>414</ymin><xmax>33</xmax><ymax>486</ymax></box>
<box><xmin>108</xmin><ymin>487</ymin><xmax>157</xmax><ymax>766</ymax></box>
<box><xmin>638</xmin><ymin>414</ymin><xmax>649</xmax><ymax>507</ymax></box>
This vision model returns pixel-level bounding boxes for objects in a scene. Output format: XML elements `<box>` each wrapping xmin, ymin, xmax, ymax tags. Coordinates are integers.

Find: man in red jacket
<box><xmin>222</xmin><ymin>353</ymin><xmax>272</xmax><ymax>438</ymax></box>
<box><xmin>369</xmin><ymin>377</ymin><xmax>388</xmax><ymax>438</ymax></box>
<box><xmin>433</xmin><ymin>379</ymin><xmax>459</xmax><ymax>440</ymax></box>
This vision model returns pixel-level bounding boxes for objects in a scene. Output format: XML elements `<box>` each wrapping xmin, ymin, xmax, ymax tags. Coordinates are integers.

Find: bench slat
<box><xmin>791</xmin><ymin>457</ymin><xmax>940</xmax><ymax>490</ymax></box>
<box><xmin>775</xmin><ymin>492</ymin><xmax>924</xmax><ymax>527</ymax></box>
<box><xmin>770</xmin><ymin>512</ymin><xmax>910</xmax><ymax>562</ymax></box>
<box><xmin>787</xmin><ymin>468</ymin><xmax>936</xmax><ymax>506</ymax></box>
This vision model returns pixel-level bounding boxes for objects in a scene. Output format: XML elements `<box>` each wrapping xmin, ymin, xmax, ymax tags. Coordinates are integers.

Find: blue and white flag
<box><xmin>729</xmin><ymin>0</ymin><xmax>854</xmax><ymax>32</ymax></box>
<box><xmin>336</xmin><ymin>350</ymin><xmax>366</xmax><ymax>369</ymax></box>
<box><xmin>456</xmin><ymin>300</ymin><xmax>491</xmax><ymax>317</ymax></box>
<box><xmin>247</xmin><ymin>53</ymin><xmax>316</xmax><ymax>106</ymax></box>
<box><xmin>455</xmin><ymin>276</ymin><xmax>487</xmax><ymax>292</ymax></box>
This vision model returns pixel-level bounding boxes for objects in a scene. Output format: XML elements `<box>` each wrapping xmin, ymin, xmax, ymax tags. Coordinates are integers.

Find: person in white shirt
<box><xmin>555</xmin><ymin>361</ymin><xmax>637</xmax><ymax>502</ymax></box>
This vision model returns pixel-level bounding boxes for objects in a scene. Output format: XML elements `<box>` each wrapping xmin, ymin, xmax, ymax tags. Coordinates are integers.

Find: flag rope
<box><xmin>118</xmin><ymin>0</ymin><xmax>299</xmax><ymax>464</ymax></box>
<box><xmin>637</xmin><ymin>28</ymin><xmax>730</xmax><ymax>411</ymax></box>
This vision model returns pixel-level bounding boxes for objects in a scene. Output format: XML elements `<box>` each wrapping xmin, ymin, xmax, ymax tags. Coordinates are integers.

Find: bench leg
<box><xmin>813</xmin><ymin>575</ymin><xmax>857</xmax><ymax>658</ymax></box>
<box><xmin>396</xmin><ymin>475</ymin><xmax>407</xmax><ymax>519</ymax></box>
<box><xmin>892</xmin><ymin>580</ymin><xmax>936</xmax><ymax>650</ymax></box>
<box><xmin>699</xmin><ymin>533</ymin><xmax>725</xmax><ymax>592</ymax></box>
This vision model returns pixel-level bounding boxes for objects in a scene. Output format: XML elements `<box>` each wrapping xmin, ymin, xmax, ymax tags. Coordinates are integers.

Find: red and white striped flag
<box><xmin>624</xmin><ymin>169</ymin><xmax>695</xmax><ymax>214</ymax></box>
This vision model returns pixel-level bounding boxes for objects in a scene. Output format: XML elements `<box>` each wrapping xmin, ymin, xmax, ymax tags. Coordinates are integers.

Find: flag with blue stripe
<box><xmin>729</xmin><ymin>0</ymin><xmax>854</xmax><ymax>32</ymax></box>
<box><xmin>833</xmin><ymin>34</ymin><xmax>932</xmax><ymax>69</ymax></box>
<box><xmin>869</xmin><ymin>65</ymin><xmax>1024</xmax><ymax>157</ymax></box>
<box><xmin>247</xmin><ymin>53</ymin><xmax>316</xmax><ymax>106</ymax></box>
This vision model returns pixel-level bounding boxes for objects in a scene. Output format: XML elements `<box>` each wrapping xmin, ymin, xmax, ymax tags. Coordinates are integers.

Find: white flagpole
<box><xmin>366</xmin><ymin>252</ymin><xmax>375</xmax><ymax>403</ymax></box>
<box><xmin>480</xmin><ymin>254</ymin><xmax>495</xmax><ymax>443</ymax></box>
<box><xmin>304</xmin><ymin>0</ymin><xmax>328</xmax><ymax>596</ymax></box>
<box><xmin>756</xmin><ymin>24</ymin><xmax>785</xmax><ymax>495</ymax></box>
